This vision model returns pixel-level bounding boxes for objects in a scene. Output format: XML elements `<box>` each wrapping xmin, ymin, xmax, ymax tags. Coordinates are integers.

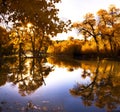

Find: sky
<box><xmin>53</xmin><ymin>0</ymin><xmax>120</xmax><ymax>40</ymax></box>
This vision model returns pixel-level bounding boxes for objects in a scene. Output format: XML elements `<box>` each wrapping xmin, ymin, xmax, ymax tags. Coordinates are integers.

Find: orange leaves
<box><xmin>72</xmin><ymin>5</ymin><xmax>120</xmax><ymax>54</ymax></box>
<box><xmin>72</xmin><ymin>22</ymin><xmax>82</xmax><ymax>28</ymax></box>
<box><xmin>97</xmin><ymin>9</ymin><xmax>108</xmax><ymax>16</ymax></box>
<box><xmin>47</xmin><ymin>39</ymin><xmax>82</xmax><ymax>56</ymax></box>
<box><xmin>83</xmin><ymin>13</ymin><xmax>94</xmax><ymax>20</ymax></box>
<box><xmin>0</xmin><ymin>0</ymin><xmax>70</xmax><ymax>38</ymax></box>
<box><xmin>73</xmin><ymin>13</ymin><xmax>97</xmax><ymax>41</ymax></box>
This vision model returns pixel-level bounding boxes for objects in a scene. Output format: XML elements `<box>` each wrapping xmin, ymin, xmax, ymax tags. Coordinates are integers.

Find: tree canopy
<box><xmin>73</xmin><ymin>5</ymin><xmax>120</xmax><ymax>56</ymax></box>
<box><xmin>0</xmin><ymin>0</ymin><xmax>71</xmax><ymax>36</ymax></box>
<box><xmin>0</xmin><ymin>0</ymin><xmax>71</xmax><ymax>57</ymax></box>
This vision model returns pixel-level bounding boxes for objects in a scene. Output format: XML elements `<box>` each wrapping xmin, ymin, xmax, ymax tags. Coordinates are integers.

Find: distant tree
<box><xmin>47</xmin><ymin>39</ymin><xmax>83</xmax><ymax>56</ymax></box>
<box><xmin>68</xmin><ymin>36</ymin><xmax>74</xmax><ymax>40</ymax></box>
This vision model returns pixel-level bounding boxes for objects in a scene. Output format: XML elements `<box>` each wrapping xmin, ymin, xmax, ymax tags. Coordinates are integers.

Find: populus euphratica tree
<box><xmin>0</xmin><ymin>0</ymin><xmax>71</xmax><ymax>57</ymax></box>
<box><xmin>73</xmin><ymin>5</ymin><xmax>120</xmax><ymax>56</ymax></box>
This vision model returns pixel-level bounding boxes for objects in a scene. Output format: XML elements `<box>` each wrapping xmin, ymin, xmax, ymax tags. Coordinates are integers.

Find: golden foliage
<box><xmin>47</xmin><ymin>39</ymin><xmax>83</xmax><ymax>56</ymax></box>
<box><xmin>73</xmin><ymin>5</ymin><xmax>120</xmax><ymax>55</ymax></box>
<box><xmin>70</xmin><ymin>59</ymin><xmax>120</xmax><ymax>111</ymax></box>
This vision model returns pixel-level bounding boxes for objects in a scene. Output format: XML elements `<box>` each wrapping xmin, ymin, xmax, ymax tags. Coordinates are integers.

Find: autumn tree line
<box><xmin>48</xmin><ymin>5</ymin><xmax>120</xmax><ymax>58</ymax></box>
<box><xmin>0</xmin><ymin>1</ymin><xmax>120</xmax><ymax>58</ymax></box>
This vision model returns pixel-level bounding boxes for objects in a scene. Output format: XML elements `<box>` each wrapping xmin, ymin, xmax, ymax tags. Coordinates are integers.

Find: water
<box><xmin>0</xmin><ymin>56</ymin><xmax>120</xmax><ymax>112</ymax></box>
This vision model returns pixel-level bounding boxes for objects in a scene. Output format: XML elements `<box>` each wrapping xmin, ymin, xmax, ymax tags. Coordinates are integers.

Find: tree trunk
<box><xmin>109</xmin><ymin>38</ymin><xmax>114</xmax><ymax>55</ymax></box>
<box><xmin>0</xmin><ymin>44</ymin><xmax>2</xmax><ymax>57</ymax></box>
<box><xmin>94</xmin><ymin>37</ymin><xmax>99</xmax><ymax>54</ymax></box>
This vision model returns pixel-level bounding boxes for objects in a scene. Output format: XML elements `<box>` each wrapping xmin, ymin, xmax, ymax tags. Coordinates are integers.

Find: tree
<box><xmin>47</xmin><ymin>39</ymin><xmax>82</xmax><ymax>56</ymax></box>
<box><xmin>97</xmin><ymin>5</ymin><xmax>120</xmax><ymax>55</ymax></box>
<box><xmin>73</xmin><ymin>13</ymin><xmax>100</xmax><ymax>53</ymax></box>
<box><xmin>73</xmin><ymin>5</ymin><xmax>120</xmax><ymax>57</ymax></box>
<box><xmin>0</xmin><ymin>0</ymin><xmax>71</xmax><ymax>56</ymax></box>
<box><xmin>0</xmin><ymin>26</ymin><xmax>13</xmax><ymax>56</ymax></box>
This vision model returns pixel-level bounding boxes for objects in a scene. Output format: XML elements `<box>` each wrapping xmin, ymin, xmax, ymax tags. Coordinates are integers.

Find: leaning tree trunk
<box><xmin>38</xmin><ymin>31</ymin><xmax>45</xmax><ymax>56</ymax></box>
<box><xmin>94</xmin><ymin>37</ymin><xmax>100</xmax><ymax>57</ymax></box>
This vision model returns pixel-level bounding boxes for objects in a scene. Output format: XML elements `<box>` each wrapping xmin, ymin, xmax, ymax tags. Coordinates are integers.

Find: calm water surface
<box><xmin>0</xmin><ymin>56</ymin><xmax>120</xmax><ymax>112</ymax></box>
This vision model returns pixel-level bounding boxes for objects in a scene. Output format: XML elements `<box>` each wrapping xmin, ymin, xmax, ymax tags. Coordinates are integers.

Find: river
<box><xmin>0</xmin><ymin>56</ymin><xmax>120</xmax><ymax>112</ymax></box>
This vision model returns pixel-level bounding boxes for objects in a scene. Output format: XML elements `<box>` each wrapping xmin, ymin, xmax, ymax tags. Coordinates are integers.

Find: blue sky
<box><xmin>54</xmin><ymin>0</ymin><xmax>120</xmax><ymax>40</ymax></box>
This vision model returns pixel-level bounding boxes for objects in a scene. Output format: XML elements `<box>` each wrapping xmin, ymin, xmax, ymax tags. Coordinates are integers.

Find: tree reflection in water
<box><xmin>0</xmin><ymin>57</ymin><xmax>17</xmax><ymax>86</ymax></box>
<box><xmin>1</xmin><ymin>56</ymin><xmax>120</xmax><ymax>112</ymax></box>
<box><xmin>0</xmin><ymin>57</ymin><xmax>54</xmax><ymax>96</ymax></box>
<box><xmin>47</xmin><ymin>56</ymin><xmax>81</xmax><ymax>71</ymax></box>
<box><xmin>70</xmin><ymin>60</ymin><xmax>120</xmax><ymax>112</ymax></box>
